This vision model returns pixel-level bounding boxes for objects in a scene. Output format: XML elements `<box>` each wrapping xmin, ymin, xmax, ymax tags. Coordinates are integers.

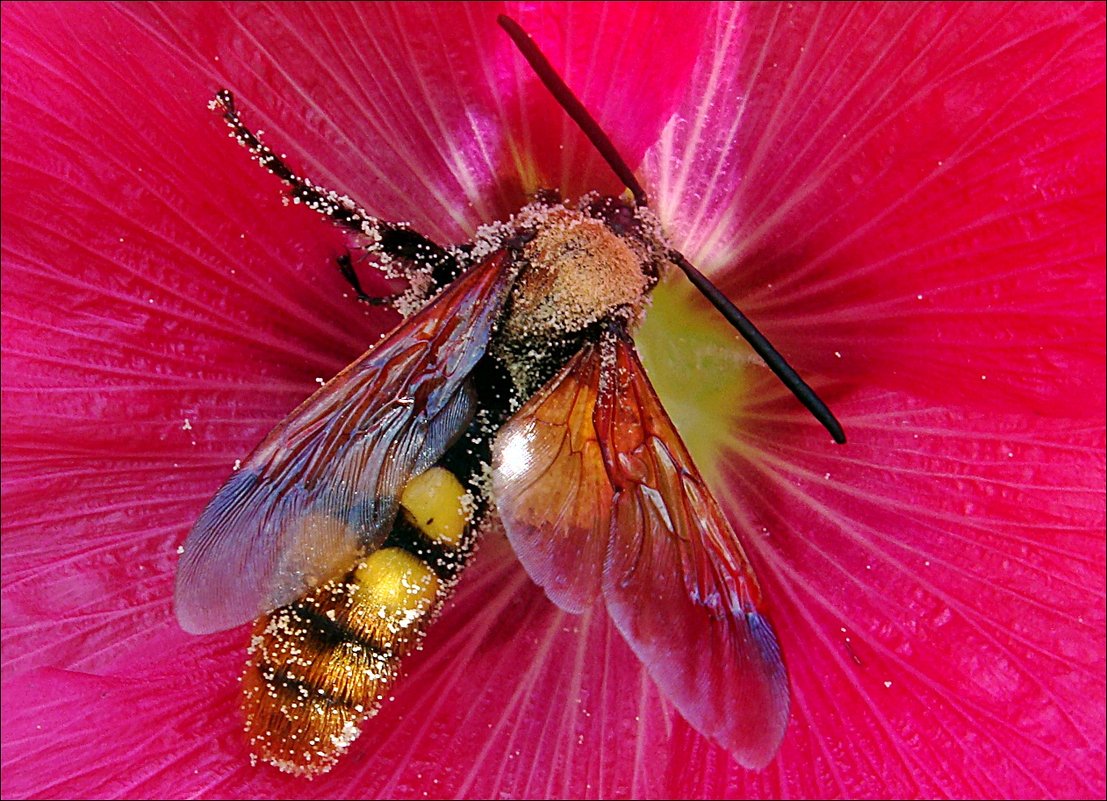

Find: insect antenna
<box><xmin>211</xmin><ymin>90</ymin><xmax>452</xmax><ymax>273</ymax></box>
<box><xmin>668</xmin><ymin>251</ymin><xmax>845</xmax><ymax>444</ymax></box>
<box><xmin>498</xmin><ymin>15</ymin><xmax>846</xmax><ymax>444</ymax></box>
<box><xmin>497</xmin><ymin>15</ymin><xmax>648</xmax><ymax>207</ymax></box>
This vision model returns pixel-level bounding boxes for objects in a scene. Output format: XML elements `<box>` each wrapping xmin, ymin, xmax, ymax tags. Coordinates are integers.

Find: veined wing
<box><xmin>493</xmin><ymin>327</ymin><xmax>789</xmax><ymax>768</ymax></box>
<box><xmin>176</xmin><ymin>252</ymin><xmax>514</xmax><ymax>634</ymax></box>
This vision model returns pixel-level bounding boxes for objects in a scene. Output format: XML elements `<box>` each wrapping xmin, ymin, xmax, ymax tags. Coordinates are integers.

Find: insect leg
<box><xmin>212</xmin><ymin>90</ymin><xmax>460</xmax><ymax>291</ymax></box>
<box><xmin>337</xmin><ymin>251</ymin><xmax>396</xmax><ymax>305</ymax></box>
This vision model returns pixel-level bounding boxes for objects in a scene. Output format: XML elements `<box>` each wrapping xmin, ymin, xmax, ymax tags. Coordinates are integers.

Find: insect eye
<box><xmin>582</xmin><ymin>195</ymin><xmax>638</xmax><ymax>237</ymax></box>
<box><xmin>531</xmin><ymin>188</ymin><xmax>563</xmax><ymax>207</ymax></box>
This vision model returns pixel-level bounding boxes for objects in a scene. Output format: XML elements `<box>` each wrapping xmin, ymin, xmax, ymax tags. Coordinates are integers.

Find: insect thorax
<box><xmin>489</xmin><ymin>195</ymin><xmax>669</xmax><ymax>396</ymax></box>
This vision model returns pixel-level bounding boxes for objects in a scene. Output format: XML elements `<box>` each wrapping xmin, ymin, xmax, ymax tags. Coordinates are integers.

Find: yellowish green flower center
<box><xmin>635</xmin><ymin>275</ymin><xmax>754</xmax><ymax>488</ymax></box>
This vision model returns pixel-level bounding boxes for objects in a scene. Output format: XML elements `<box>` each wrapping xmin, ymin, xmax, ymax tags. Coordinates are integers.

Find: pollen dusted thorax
<box><xmin>488</xmin><ymin>197</ymin><xmax>670</xmax><ymax>395</ymax></box>
<box><xmin>502</xmin><ymin>205</ymin><xmax>655</xmax><ymax>342</ymax></box>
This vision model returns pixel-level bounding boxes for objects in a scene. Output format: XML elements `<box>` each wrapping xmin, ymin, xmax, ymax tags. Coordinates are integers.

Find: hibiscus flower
<box><xmin>2</xmin><ymin>2</ymin><xmax>1103</xmax><ymax>798</ymax></box>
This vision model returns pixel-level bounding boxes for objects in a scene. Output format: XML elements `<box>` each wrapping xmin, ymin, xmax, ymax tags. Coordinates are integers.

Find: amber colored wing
<box><xmin>175</xmin><ymin>252</ymin><xmax>514</xmax><ymax>634</ymax></box>
<box><xmin>492</xmin><ymin>326</ymin><xmax>788</xmax><ymax>767</ymax></box>
<box><xmin>491</xmin><ymin>340</ymin><xmax>613</xmax><ymax>612</ymax></box>
<box><xmin>593</xmin><ymin>329</ymin><xmax>790</xmax><ymax>769</ymax></box>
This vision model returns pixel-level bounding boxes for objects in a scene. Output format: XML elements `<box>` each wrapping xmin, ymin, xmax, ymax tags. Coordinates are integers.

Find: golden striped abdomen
<box><xmin>242</xmin><ymin>467</ymin><xmax>475</xmax><ymax>776</ymax></box>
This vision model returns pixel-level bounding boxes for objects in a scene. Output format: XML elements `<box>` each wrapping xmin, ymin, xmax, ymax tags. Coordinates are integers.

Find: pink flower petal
<box><xmin>711</xmin><ymin>377</ymin><xmax>1105</xmax><ymax>797</ymax></box>
<box><xmin>643</xmin><ymin>2</ymin><xmax>1105</xmax><ymax>416</ymax></box>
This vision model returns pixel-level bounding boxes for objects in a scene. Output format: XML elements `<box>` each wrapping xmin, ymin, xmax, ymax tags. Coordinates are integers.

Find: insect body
<box><xmin>240</xmin><ymin>467</ymin><xmax>472</xmax><ymax>774</ymax></box>
<box><xmin>175</xmin><ymin>15</ymin><xmax>843</xmax><ymax>779</ymax></box>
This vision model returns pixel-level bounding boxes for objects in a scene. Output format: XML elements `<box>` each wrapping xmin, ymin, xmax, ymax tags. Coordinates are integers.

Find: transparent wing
<box><xmin>491</xmin><ymin>341</ymin><xmax>612</xmax><ymax>612</ymax></box>
<box><xmin>493</xmin><ymin>327</ymin><xmax>789</xmax><ymax>767</ymax></box>
<box><xmin>175</xmin><ymin>252</ymin><xmax>513</xmax><ymax>634</ymax></box>
<box><xmin>593</xmin><ymin>329</ymin><xmax>790</xmax><ymax>769</ymax></box>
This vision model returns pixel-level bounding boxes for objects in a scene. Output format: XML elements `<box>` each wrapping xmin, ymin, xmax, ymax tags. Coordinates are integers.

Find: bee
<box><xmin>175</xmin><ymin>14</ymin><xmax>845</xmax><ymax>779</ymax></box>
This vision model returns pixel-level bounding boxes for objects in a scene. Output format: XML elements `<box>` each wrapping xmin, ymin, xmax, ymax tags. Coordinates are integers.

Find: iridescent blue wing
<box><xmin>175</xmin><ymin>252</ymin><xmax>513</xmax><ymax>634</ymax></box>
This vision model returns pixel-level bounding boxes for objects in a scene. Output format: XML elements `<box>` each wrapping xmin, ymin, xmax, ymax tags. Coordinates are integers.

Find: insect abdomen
<box><xmin>242</xmin><ymin>466</ymin><xmax>476</xmax><ymax>777</ymax></box>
